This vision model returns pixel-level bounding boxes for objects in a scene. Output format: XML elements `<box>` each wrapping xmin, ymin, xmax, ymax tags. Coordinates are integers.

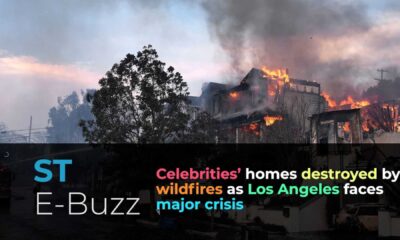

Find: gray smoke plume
<box><xmin>202</xmin><ymin>0</ymin><xmax>372</xmax><ymax>99</ymax></box>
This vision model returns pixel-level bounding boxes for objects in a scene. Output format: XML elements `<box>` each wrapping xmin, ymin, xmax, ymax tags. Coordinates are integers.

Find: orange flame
<box><xmin>261</xmin><ymin>67</ymin><xmax>289</xmax><ymax>97</ymax></box>
<box><xmin>343</xmin><ymin>122</ymin><xmax>351</xmax><ymax>132</ymax></box>
<box><xmin>249</xmin><ymin>123</ymin><xmax>258</xmax><ymax>131</ymax></box>
<box><xmin>339</xmin><ymin>96</ymin><xmax>370</xmax><ymax>109</ymax></box>
<box><xmin>229</xmin><ymin>91</ymin><xmax>239</xmax><ymax>99</ymax></box>
<box><xmin>247</xmin><ymin>123</ymin><xmax>260</xmax><ymax>136</ymax></box>
<box><xmin>321</xmin><ymin>92</ymin><xmax>370</xmax><ymax>109</ymax></box>
<box><xmin>321</xmin><ymin>91</ymin><xmax>337</xmax><ymax>108</ymax></box>
<box><xmin>268</xmin><ymin>84</ymin><xmax>277</xmax><ymax>96</ymax></box>
<box><xmin>362</xmin><ymin>120</ymin><xmax>370</xmax><ymax>132</ymax></box>
<box><xmin>264</xmin><ymin>115</ymin><xmax>283</xmax><ymax>126</ymax></box>
<box><xmin>261</xmin><ymin>67</ymin><xmax>289</xmax><ymax>83</ymax></box>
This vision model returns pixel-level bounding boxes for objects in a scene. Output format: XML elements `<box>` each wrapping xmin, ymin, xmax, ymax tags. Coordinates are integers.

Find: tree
<box><xmin>80</xmin><ymin>45</ymin><xmax>190</xmax><ymax>143</ymax></box>
<box><xmin>363</xmin><ymin>76</ymin><xmax>400</xmax><ymax>101</ymax></box>
<box><xmin>262</xmin><ymin>94</ymin><xmax>312</xmax><ymax>143</ymax></box>
<box><xmin>364</xmin><ymin>102</ymin><xmax>398</xmax><ymax>133</ymax></box>
<box><xmin>48</xmin><ymin>90</ymin><xmax>94</xmax><ymax>143</ymax></box>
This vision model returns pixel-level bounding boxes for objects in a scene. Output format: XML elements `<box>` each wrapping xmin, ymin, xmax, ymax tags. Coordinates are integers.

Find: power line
<box><xmin>374</xmin><ymin>69</ymin><xmax>389</xmax><ymax>81</ymax></box>
<box><xmin>0</xmin><ymin>127</ymin><xmax>48</xmax><ymax>134</ymax></box>
<box><xmin>0</xmin><ymin>129</ymin><xmax>49</xmax><ymax>143</ymax></box>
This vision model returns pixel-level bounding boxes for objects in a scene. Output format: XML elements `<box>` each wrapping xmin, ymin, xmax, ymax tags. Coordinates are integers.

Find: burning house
<box><xmin>362</xmin><ymin>100</ymin><xmax>400</xmax><ymax>134</ymax></box>
<box><xmin>313</xmin><ymin>93</ymin><xmax>400</xmax><ymax>143</ymax></box>
<box><xmin>310</xmin><ymin>109</ymin><xmax>362</xmax><ymax>144</ymax></box>
<box><xmin>185</xmin><ymin>69</ymin><xmax>400</xmax><ymax>235</ymax></box>
<box><xmin>192</xmin><ymin>68</ymin><xmax>327</xmax><ymax>143</ymax></box>
<box><xmin>188</xmin><ymin>67</ymin><xmax>400</xmax><ymax>144</ymax></box>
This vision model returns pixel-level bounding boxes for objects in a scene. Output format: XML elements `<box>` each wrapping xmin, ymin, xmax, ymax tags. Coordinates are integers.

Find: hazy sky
<box><xmin>0</xmin><ymin>0</ymin><xmax>399</xmax><ymax>130</ymax></box>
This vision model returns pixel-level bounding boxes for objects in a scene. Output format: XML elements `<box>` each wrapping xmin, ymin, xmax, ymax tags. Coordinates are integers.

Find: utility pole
<box><xmin>374</xmin><ymin>69</ymin><xmax>389</xmax><ymax>81</ymax></box>
<box><xmin>28</xmin><ymin>116</ymin><xmax>32</xmax><ymax>143</ymax></box>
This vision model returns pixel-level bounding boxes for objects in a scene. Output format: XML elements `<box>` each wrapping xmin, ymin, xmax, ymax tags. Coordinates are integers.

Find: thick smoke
<box><xmin>202</xmin><ymin>0</ymin><xmax>372</xmax><ymax>99</ymax></box>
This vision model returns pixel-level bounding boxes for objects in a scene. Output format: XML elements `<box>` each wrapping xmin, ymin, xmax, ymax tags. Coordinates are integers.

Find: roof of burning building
<box><xmin>240</xmin><ymin>68</ymin><xmax>264</xmax><ymax>84</ymax></box>
<box><xmin>229</xmin><ymin>82</ymin><xmax>249</xmax><ymax>92</ymax></box>
<box><xmin>201</xmin><ymin>68</ymin><xmax>322</xmax><ymax>99</ymax></box>
<box><xmin>240</xmin><ymin>68</ymin><xmax>320</xmax><ymax>86</ymax></box>
<box><xmin>200</xmin><ymin>82</ymin><xmax>229</xmax><ymax>97</ymax></box>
